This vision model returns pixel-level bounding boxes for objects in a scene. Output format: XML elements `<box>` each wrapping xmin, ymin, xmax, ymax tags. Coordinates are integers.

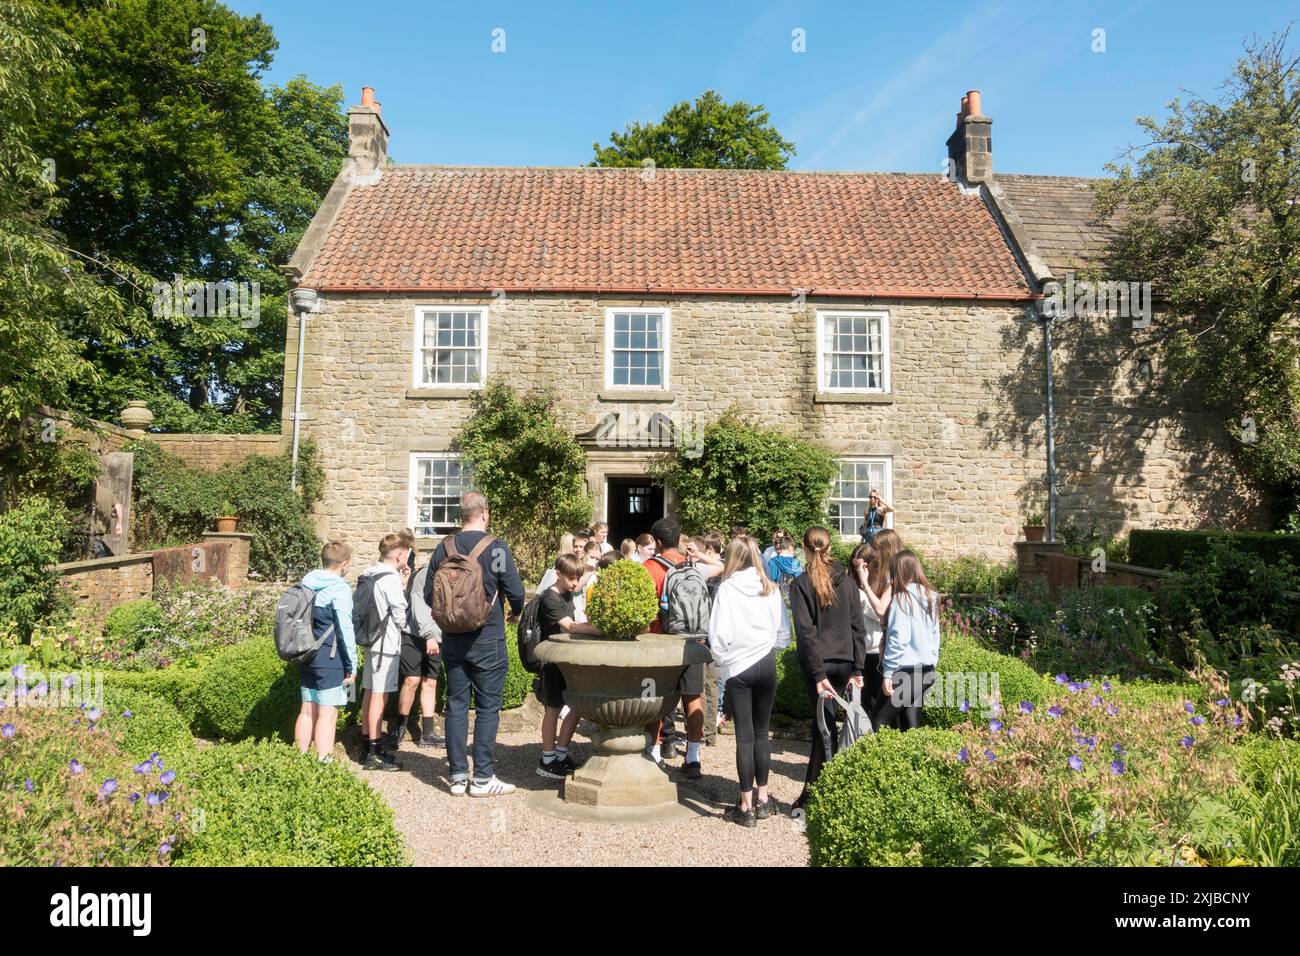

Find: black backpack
<box><xmin>352</xmin><ymin>569</ymin><xmax>396</xmax><ymax>649</ymax></box>
<box><xmin>515</xmin><ymin>594</ymin><xmax>544</xmax><ymax>674</ymax></box>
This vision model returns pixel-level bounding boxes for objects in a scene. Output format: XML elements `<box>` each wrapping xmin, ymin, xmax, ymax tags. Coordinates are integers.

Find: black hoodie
<box><xmin>791</xmin><ymin>559</ymin><xmax>867</xmax><ymax>684</ymax></box>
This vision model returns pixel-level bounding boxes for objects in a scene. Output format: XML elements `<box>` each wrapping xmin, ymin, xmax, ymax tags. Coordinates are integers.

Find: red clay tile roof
<box><xmin>300</xmin><ymin>166</ymin><xmax>1034</xmax><ymax>299</ymax></box>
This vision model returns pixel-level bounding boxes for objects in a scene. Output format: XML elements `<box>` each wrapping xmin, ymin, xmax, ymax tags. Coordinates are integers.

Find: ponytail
<box><xmin>803</xmin><ymin>526</ymin><xmax>836</xmax><ymax>609</ymax></box>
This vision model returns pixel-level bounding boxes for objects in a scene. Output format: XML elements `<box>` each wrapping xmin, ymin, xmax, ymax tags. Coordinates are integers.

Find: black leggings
<box><xmin>724</xmin><ymin>651</ymin><xmax>777</xmax><ymax>791</ymax></box>
<box><xmin>874</xmin><ymin>665</ymin><xmax>936</xmax><ymax>731</ymax></box>
<box><xmin>802</xmin><ymin>659</ymin><xmax>855</xmax><ymax>790</ymax></box>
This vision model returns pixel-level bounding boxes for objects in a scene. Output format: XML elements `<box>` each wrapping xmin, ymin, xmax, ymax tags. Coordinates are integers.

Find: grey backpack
<box><xmin>653</xmin><ymin>556</ymin><xmax>712</xmax><ymax>636</ymax></box>
<box><xmin>274</xmin><ymin>584</ymin><xmax>336</xmax><ymax>663</ymax></box>
<box><xmin>816</xmin><ymin>683</ymin><xmax>874</xmax><ymax>758</ymax></box>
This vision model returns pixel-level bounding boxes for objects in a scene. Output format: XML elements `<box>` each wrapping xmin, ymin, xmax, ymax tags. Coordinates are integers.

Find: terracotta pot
<box><xmin>1023</xmin><ymin>524</ymin><xmax>1046</xmax><ymax>542</ymax></box>
<box><xmin>216</xmin><ymin>516</ymin><xmax>239</xmax><ymax>533</ymax></box>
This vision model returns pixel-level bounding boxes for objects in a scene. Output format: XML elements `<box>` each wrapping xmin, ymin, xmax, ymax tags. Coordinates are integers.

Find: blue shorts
<box><xmin>300</xmin><ymin>684</ymin><xmax>349</xmax><ymax>707</ymax></box>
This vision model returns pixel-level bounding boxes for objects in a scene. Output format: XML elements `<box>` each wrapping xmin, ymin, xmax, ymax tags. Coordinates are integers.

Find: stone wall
<box><xmin>58</xmin><ymin>533</ymin><xmax>253</xmax><ymax>624</ymax></box>
<box><xmin>282</xmin><ymin>292</ymin><xmax>1268</xmax><ymax>561</ymax></box>
<box><xmin>150</xmin><ymin>433</ymin><xmax>284</xmax><ymax>470</ymax></box>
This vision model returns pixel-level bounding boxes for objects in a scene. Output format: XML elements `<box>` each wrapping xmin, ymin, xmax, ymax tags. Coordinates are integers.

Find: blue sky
<box><xmin>228</xmin><ymin>0</ymin><xmax>1295</xmax><ymax>176</ymax></box>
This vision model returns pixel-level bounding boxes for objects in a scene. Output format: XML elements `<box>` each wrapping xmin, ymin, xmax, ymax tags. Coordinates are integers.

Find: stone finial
<box><xmin>120</xmin><ymin>400</ymin><xmax>154</xmax><ymax>437</ymax></box>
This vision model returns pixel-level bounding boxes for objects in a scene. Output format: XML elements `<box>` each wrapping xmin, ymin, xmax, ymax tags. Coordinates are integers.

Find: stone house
<box><xmin>281</xmin><ymin>87</ymin><xmax>1262</xmax><ymax>560</ymax></box>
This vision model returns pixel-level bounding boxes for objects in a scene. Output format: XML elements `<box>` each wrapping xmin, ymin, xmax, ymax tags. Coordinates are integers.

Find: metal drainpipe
<box><xmin>1040</xmin><ymin>307</ymin><xmax>1058</xmax><ymax>543</ymax></box>
<box><xmin>288</xmin><ymin>288</ymin><xmax>319</xmax><ymax>493</ymax></box>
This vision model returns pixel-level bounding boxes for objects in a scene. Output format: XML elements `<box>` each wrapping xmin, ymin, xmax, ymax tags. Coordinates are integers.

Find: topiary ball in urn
<box><xmin>585</xmin><ymin>560</ymin><xmax>659</xmax><ymax>639</ymax></box>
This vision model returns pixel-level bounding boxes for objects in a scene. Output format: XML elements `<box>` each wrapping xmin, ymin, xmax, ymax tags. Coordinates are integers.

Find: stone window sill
<box><xmin>406</xmin><ymin>387</ymin><xmax>478</xmax><ymax>400</ymax></box>
<box><xmin>598</xmin><ymin>390</ymin><xmax>674</xmax><ymax>403</ymax></box>
<box><xmin>814</xmin><ymin>392</ymin><xmax>895</xmax><ymax>405</ymax></box>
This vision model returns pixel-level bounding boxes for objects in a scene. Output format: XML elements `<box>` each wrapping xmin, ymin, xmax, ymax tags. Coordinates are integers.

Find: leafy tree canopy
<box><xmin>1096</xmin><ymin>31</ymin><xmax>1300</xmax><ymax>509</ymax></box>
<box><xmin>591</xmin><ymin>90</ymin><xmax>795</xmax><ymax>170</ymax></box>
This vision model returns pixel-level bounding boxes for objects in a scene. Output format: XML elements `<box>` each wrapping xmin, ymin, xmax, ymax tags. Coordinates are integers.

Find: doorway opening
<box><xmin>605</xmin><ymin>477</ymin><xmax>665</xmax><ymax>547</ymax></box>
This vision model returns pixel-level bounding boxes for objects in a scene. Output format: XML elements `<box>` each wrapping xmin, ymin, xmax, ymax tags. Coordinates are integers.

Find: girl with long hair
<box><xmin>789</xmin><ymin>526</ymin><xmax>867</xmax><ymax>813</ymax></box>
<box><xmin>874</xmin><ymin>549</ymin><xmax>940</xmax><ymax>731</ymax></box>
<box><xmin>707</xmin><ymin>536</ymin><xmax>790</xmax><ymax>826</ymax></box>
<box><xmin>851</xmin><ymin>529</ymin><xmax>901</xmax><ymax>714</ymax></box>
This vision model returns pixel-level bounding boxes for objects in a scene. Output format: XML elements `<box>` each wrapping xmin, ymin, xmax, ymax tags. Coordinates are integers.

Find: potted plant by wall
<box><xmin>1023</xmin><ymin>509</ymin><xmax>1046</xmax><ymax>542</ymax></box>
<box><xmin>215</xmin><ymin>501</ymin><xmax>239</xmax><ymax>533</ymax></box>
<box><xmin>534</xmin><ymin>559</ymin><xmax>711</xmax><ymax>813</ymax></box>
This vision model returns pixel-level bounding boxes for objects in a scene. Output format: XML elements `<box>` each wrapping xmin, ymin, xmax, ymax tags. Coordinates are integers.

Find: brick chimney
<box><xmin>946</xmin><ymin>89</ymin><xmax>991</xmax><ymax>184</ymax></box>
<box><xmin>347</xmin><ymin>86</ymin><xmax>389</xmax><ymax>178</ymax></box>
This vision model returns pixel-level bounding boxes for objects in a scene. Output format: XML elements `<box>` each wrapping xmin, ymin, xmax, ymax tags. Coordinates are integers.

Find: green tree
<box><xmin>591</xmin><ymin>90</ymin><xmax>795</xmax><ymax>170</ymax></box>
<box><xmin>1096</xmin><ymin>32</ymin><xmax>1300</xmax><ymax>514</ymax></box>
<box><xmin>452</xmin><ymin>381</ymin><xmax>592</xmax><ymax>583</ymax></box>
<box><xmin>652</xmin><ymin>406</ymin><xmax>837</xmax><ymax>542</ymax></box>
<box><xmin>0</xmin><ymin>0</ymin><xmax>140</xmax><ymax>438</ymax></box>
<box><xmin>36</xmin><ymin>0</ymin><xmax>348</xmax><ymax>432</ymax></box>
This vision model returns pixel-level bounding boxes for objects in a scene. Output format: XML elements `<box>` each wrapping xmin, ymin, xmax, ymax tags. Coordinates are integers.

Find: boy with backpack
<box><xmin>289</xmin><ymin>540</ymin><xmax>357</xmax><ymax>760</ymax></box>
<box><xmin>534</xmin><ymin>553</ymin><xmax>601</xmax><ymax>778</ymax></box>
<box><xmin>644</xmin><ymin>516</ymin><xmax>713</xmax><ymax>780</ymax></box>
<box><xmin>355</xmin><ymin>533</ymin><xmax>411</xmax><ymax>771</ymax></box>
<box><xmin>389</xmin><ymin>533</ymin><xmax>445</xmax><ymax>751</ymax></box>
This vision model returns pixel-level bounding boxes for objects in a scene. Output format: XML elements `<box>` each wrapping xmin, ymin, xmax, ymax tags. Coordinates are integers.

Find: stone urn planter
<box><xmin>215</xmin><ymin>516</ymin><xmax>239</xmax><ymax>533</ymax></box>
<box><xmin>535</xmin><ymin>632</ymin><xmax>711</xmax><ymax>810</ymax></box>
<box><xmin>1022</xmin><ymin>524</ymin><xmax>1045</xmax><ymax>542</ymax></box>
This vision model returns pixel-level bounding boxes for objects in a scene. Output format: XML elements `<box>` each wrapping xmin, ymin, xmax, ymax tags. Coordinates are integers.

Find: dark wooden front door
<box><xmin>606</xmin><ymin>478</ymin><xmax>665</xmax><ymax>547</ymax></box>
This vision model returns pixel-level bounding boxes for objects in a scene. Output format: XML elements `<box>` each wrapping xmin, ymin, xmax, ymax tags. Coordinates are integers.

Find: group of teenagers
<box><xmin>288</xmin><ymin>488</ymin><xmax>943</xmax><ymax>823</ymax></box>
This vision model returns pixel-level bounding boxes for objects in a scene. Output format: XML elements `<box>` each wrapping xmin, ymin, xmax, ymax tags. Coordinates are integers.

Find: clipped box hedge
<box><xmin>923</xmin><ymin>632</ymin><xmax>1049</xmax><ymax>729</ymax></box>
<box><xmin>806</xmin><ymin>727</ymin><xmax>984</xmax><ymax>866</ymax></box>
<box><xmin>173</xmin><ymin>739</ymin><xmax>409</xmax><ymax>866</ymax></box>
<box><xmin>1128</xmin><ymin>528</ymin><xmax>1300</xmax><ymax>572</ymax></box>
<box><xmin>98</xmin><ymin>686</ymin><xmax>195</xmax><ymax>760</ymax></box>
<box><xmin>101</xmin><ymin>666</ymin><xmax>210</xmax><ymax>736</ymax></box>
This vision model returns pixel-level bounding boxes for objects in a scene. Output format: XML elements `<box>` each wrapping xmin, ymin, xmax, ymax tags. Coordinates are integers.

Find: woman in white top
<box><xmin>707</xmin><ymin>535</ymin><xmax>791</xmax><ymax>827</ymax></box>
<box><xmin>851</xmin><ymin>529</ymin><xmax>901</xmax><ymax>716</ymax></box>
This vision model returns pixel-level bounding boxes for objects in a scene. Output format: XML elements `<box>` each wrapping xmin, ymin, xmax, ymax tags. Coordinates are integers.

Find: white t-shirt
<box><xmin>599</xmin><ymin>541</ymin><xmax>614</xmax><ymax>554</ymax></box>
<box><xmin>859</xmin><ymin>588</ymin><xmax>884</xmax><ymax>656</ymax></box>
<box><xmin>362</xmin><ymin>564</ymin><xmax>407</xmax><ymax>655</ymax></box>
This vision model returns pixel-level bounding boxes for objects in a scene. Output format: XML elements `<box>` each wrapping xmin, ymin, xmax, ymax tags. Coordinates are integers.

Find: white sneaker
<box><xmin>450</xmin><ymin>777</ymin><xmax>469</xmax><ymax>796</ymax></box>
<box><xmin>469</xmin><ymin>775</ymin><xmax>516</xmax><ymax>797</ymax></box>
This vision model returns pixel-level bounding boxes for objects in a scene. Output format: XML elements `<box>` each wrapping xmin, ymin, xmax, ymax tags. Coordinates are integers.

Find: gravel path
<box><xmin>348</xmin><ymin>725</ymin><xmax>813</xmax><ymax>867</ymax></box>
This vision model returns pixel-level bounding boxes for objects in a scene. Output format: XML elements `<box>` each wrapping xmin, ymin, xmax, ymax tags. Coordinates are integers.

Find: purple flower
<box><xmin>1215</xmin><ymin>698</ymin><xmax>1230</xmax><ymax>708</ymax></box>
<box><xmin>62</xmin><ymin>675</ymin><xmax>74</xmax><ymax>689</ymax></box>
<box><xmin>1180</xmin><ymin>736</ymin><xmax>1195</xmax><ymax>749</ymax></box>
<box><xmin>132</xmin><ymin>761</ymin><xmax>150</xmax><ymax>775</ymax></box>
<box><xmin>1110</xmin><ymin>760</ymin><xmax>1126</xmax><ymax>775</ymax></box>
<box><xmin>99</xmin><ymin>778</ymin><xmax>118</xmax><ymax>798</ymax></box>
<box><xmin>128</xmin><ymin>792</ymin><xmax>141</xmax><ymax>804</ymax></box>
<box><xmin>86</xmin><ymin>708</ymin><xmax>100</xmax><ymax>722</ymax></box>
<box><xmin>1067</xmin><ymin>682</ymin><xmax>1084</xmax><ymax>693</ymax></box>
<box><xmin>1047</xmin><ymin>706</ymin><xmax>1063</xmax><ymax>719</ymax></box>
<box><xmin>1055</xmin><ymin>673</ymin><xmax>1070</xmax><ymax>685</ymax></box>
<box><xmin>1082</xmin><ymin>680</ymin><xmax>1092</xmax><ymax>689</ymax></box>
<box><xmin>1113</xmin><ymin>744</ymin><xmax>1126</xmax><ymax>754</ymax></box>
<box><xmin>24</xmin><ymin>777</ymin><xmax>33</xmax><ymax>792</ymax></box>
<box><xmin>983</xmin><ymin>749</ymin><xmax>996</xmax><ymax>763</ymax></box>
<box><xmin>122</xmin><ymin>709</ymin><xmax>133</xmax><ymax>719</ymax></box>
<box><xmin>989</xmin><ymin>719</ymin><xmax>1004</xmax><ymax>733</ymax></box>
<box><xmin>159</xmin><ymin>842</ymin><xmax>172</xmax><ymax>857</ymax></box>
<box><xmin>1105</xmin><ymin>703</ymin><xmax>1119</xmax><ymax>716</ymax></box>
<box><xmin>1</xmin><ymin>723</ymin><xmax>14</xmax><ymax>739</ymax></box>
<box><xmin>146</xmin><ymin>791</ymin><xmax>168</xmax><ymax>807</ymax></box>
<box><xmin>1190</xmin><ymin>716</ymin><xmax>1205</xmax><ymax>727</ymax></box>
<box><xmin>68</xmin><ymin>759</ymin><xmax>83</xmax><ymax>775</ymax></box>
<box><xmin>160</xmin><ymin>770</ymin><xmax>176</xmax><ymax>785</ymax></box>
<box><xmin>1232</xmin><ymin>715</ymin><xmax>1243</xmax><ymax>728</ymax></box>
<box><xmin>10</xmin><ymin>664</ymin><xmax>25</xmax><ymax>680</ymax></box>
<box><xmin>959</xmin><ymin>700</ymin><xmax>971</xmax><ymax>713</ymax></box>
<box><xmin>958</xmin><ymin>747</ymin><xmax>969</xmax><ymax>763</ymax></box>
<box><xmin>1184</xmin><ymin>701</ymin><xmax>1195</xmax><ymax>714</ymax></box>
<box><xmin>1068</xmin><ymin>755</ymin><xmax>1084</xmax><ymax>772</ymax></box>
<box><xmin>1102</xmin><ymin>681</ymin><xmax>1113</xmax><ymax>693</ymax></box>
<box><xmin>989</xmin><ymin>700</ymin><xmax>1002</xmax><ymax>715</ymax></box>
<box><xmin>1090</xmin><ymin>696</ymin><xmax>1103</xmax><ymax>707</ymax></box>
<box><xmin>33</xmin><ymin>682</ymin><xmax>48</xmax><ymax>698</ymax></box>
<box><xmin>1019</xmin><ymin>701</ymin><xmax>1034</xmax><ymax>714</ymax></box>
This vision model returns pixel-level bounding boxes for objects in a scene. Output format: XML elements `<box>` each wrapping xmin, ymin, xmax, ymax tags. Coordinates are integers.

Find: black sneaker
<box><xmin>556</xmin><ymin>754</ymin><xmax>582</xmax><ymax>774</ymax></box>
<box><xmin>536</xmin><ymin>757</ymin><xmax>567</xmax><ymax>780</ymax></box>
<box><xmin>754</xmin><ymin>799</ymin><xmax>775</xmax><ymax>821</ymax></box>
<box><xmin>727</xmin><ymin>805</ymin><xmax>757</xmax><ymax>828</ymax></box>
<box><xmin>363</xmin><ymin>750</ymin><xmax>403</xmax><ymax>772</ymax></box>
<box><xmin>385</xmin><ymin>724</ymin><xmax>408</xmax><ymax>750</ymax></box>
<box><xmin>414</xmin><ymin>733</ymin><xmax>442</xmax><ymax>750</ymax></box>
<box><xmin>682</xmin><ymin>760</ymin><xmax>702</xmax><ymax>780</ymax></box>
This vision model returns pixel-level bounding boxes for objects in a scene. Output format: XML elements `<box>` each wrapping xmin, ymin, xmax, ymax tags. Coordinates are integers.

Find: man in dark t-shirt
<box><xmin>535</xmin><ymin>553</ymin><xmax>600</xmax><ymax>780</ymax></box>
